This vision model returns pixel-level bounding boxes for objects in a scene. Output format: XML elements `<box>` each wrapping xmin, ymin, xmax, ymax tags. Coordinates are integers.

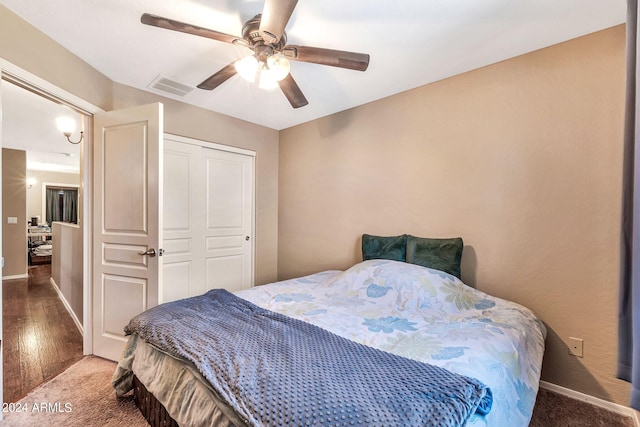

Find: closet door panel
<box><xmin>161</xmin><ymin>140</ymin><xmax>205</xmax><ymax>302</ymax></box>
<box><xmin>162</xmin><ymin>135</ymin><xmax>254</xmax><ymax>300</ymax></box>
<box><xmin>205</xmin><ymin>255</ymin><xmax>244</xmax><ymax>292</ymax></box>
<box><xmin>163</xmin><ymin>261</ymin><xmax>192</xmax><ymax>302</ymax></box>
<box><xmin>206</xmin><ymin>160</ymin><xmax>244</xmax><ymax>229</ymax></box>
<box><xmin>203</xmin><ymin>148</ymin><xmax>253</xmax><ymax>292</ymax></box>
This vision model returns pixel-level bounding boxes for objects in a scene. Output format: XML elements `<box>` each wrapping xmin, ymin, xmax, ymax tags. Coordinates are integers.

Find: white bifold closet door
<box><xmin>162</xmin><ymin>135</ymin><xmax>254</xmax><ymax>303</ymax></box>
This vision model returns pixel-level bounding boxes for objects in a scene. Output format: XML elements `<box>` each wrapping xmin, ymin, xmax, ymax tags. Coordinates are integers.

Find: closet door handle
<box><xmin>138</xmin><ymin>248</ymin><xmax>156</xmax><ymax>257</ymax></box>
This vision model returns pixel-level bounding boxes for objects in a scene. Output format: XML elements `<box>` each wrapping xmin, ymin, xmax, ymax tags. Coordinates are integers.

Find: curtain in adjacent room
<box><xmin>45</xmin><ymin>188</ymin><xmax>78</xmax><ymax>224</ymax></box>
<box><xmin>618</xmin><ymin>0</ymin><xmax>640</xmax><ymax>410</ymax></box>
<box><xmin>62</xmin><ymin>189</ymin><xmax>78</xmax><ymax>223</ymax></box>
<box><xmin>45</xmin><ymin>188</ymin><xmax>61</xmax><ymax>225</ymax></box>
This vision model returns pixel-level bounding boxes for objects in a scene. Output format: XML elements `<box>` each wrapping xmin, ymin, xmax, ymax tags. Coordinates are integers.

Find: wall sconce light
<box><xmin>56</xmin><ymin>116</ymin><xmax>84</xmax><ymax>145</ymax></box>
<box><xmin>27</xmin><ymin>177</ymin><xmax>36</xmax><ymax>189</ymax></box>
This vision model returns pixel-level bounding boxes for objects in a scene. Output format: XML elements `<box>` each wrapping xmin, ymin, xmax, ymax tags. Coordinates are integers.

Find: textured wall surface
<box><xmin>52</xmin><ymin>222</ymin><xmax>83</xmax><ymax>325</ymax></box>
<box><xmin>2</xmin><ymin>148</ymin><xmax>27</xmax><ymax>277</ymax></box>
<box><xmin>279</xmin><ymin>26</ymin><xmax>628</xmax><ymax>404</ymax></box>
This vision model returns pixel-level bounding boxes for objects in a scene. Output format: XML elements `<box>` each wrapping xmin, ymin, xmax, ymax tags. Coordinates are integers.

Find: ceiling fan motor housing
<box><xmin>242</xmin><ymin>14</ymin><xmax>287</xmax><ymax>54</ymax></box>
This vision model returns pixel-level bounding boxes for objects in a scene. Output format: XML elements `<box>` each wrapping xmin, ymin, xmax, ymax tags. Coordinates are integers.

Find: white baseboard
<box><xmin>49</xmin><ymin>277</ymin><xmax>84</xmax><ymax>335</ymax></box>
<box><xmin>2</xmin><ymin>273</ymin><xmax>28</xmax><ymax>280</ymax></box>
<box><xmin>540</xmin><ymin>381</ymin><xmax>640</xmax><ymax>426</ymax></box>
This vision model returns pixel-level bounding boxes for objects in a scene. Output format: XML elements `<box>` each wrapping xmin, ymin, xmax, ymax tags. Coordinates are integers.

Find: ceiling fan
<box><xmin>141</xmin><ymin>0</ymin><xmax>370</xmax><ymax>108</ymax></box>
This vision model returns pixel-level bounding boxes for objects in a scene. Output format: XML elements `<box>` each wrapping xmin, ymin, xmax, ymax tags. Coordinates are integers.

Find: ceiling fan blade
<box><xmin>283</xmin><ymin>45</ymin><xmax>370</xmax><ymax>71</ymax></box>
<box><xmin>141</xmin><ymin>13</ymin><xmax>241</xmax><ymax>45</ymax></box>
<box><xmin>197</xmin><ymin>63</ymin><xmax>238</xmax><ymax>90</ymax></box>
<box><xmin>278</xmin><ymin>74</ymin><xmax>308</xmax><ymax>108</ymax></box>
<box><xmin>259</xmin><ymin>0</ymin><xmax>298</xmax><ymax>44</ymax></box>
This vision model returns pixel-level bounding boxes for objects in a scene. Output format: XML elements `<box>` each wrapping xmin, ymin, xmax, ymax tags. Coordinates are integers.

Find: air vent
<box><xmin>147</xmin><ymin>75</ymin><xmax>194</xmax><ymax>97</ymax></box>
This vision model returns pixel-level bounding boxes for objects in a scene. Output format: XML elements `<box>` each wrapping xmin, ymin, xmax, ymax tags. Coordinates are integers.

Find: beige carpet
<box><xmin>530</xmin><ymin>387</ymin><xmax>635</xmax><ymax>427</ymax></box>
<box><xmin>4</xmin><ymin>355</ymin><xmax>637</xmax><ymax>426</ymax></box>
<box><xmin>3</xmin><ymin>356</ymin><xmax>147</xmax><ymax>427</ymax></box>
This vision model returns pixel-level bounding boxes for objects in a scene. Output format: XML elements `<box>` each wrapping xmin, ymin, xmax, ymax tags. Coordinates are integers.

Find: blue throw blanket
<box><xmin>125</xmin><ymin>289</ymin><xmax>492</xmax><ymax>427</ymax></box>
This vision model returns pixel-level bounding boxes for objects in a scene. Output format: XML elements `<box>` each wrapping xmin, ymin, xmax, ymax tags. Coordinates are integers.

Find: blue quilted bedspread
<box><xmin>125</xmin><ymin>288</ymin><xmax>492</xmax><ymax>427</ymax></box>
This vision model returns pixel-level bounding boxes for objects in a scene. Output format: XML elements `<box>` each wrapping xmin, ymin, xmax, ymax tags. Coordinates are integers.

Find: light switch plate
<box><xmin>7</xmin><ymin>217</ymin><xmax>17</xmax><ymax>224</ymax></box>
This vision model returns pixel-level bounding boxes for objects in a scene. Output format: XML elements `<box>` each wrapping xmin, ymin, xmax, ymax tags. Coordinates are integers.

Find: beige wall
<box><xmin>51</xmin><ymin>222</ymin><xmax>83</xmax><ymax>327</ymax></box>
<box><xmin>2</xmin><ymin>148</ymin><xmax>27</xmax><ymax>277</ymax></box>
<box><xmin>0</xmin><ymin>7</ymin><xmax>112</xmax><ymax>110</ymax></box>
<box><xmin>26</xmin><ymin>170</ymin><xmax>80</xmax><ymax>224</ymax></box>
<box><xmin>279</xmin><ymin>26</ymin><xmax>628</xmax><ymax>404</ymax></box>
<box><xmin>0</xmin><ymin>5</ymin><xmax>279</xmax><ymax>285</ymax></box>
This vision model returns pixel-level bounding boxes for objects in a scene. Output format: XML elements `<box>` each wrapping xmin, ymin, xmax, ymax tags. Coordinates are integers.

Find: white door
<box><xmin>92</xmin><ymin>103</ymin><xmax>163</xmax><ymax>361</ymax></box>
<box><xmin>162</xmin><ymin>139</ymin><xmax>205</xmax><ymax>302</ymax></box>
<box><xmin>204</xmin><ymin>148</ymin><xmax>253</xmax><ymax>292</ymax></box>
<box><xmin>161</xmin><ymin>135</ymin><xmax>254</xmax><ymax>302</ymax></box>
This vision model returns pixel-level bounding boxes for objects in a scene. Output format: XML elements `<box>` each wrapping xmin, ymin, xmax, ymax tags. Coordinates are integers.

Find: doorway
<box><xmin>0</xmin><ymin>60</ymin><xmax>257</xmax><ymax>384</ymax></box>
<box><xmin>0</xmin><ymin>69</ymin><xmax>95</xmax><ymax>404</ymax></box>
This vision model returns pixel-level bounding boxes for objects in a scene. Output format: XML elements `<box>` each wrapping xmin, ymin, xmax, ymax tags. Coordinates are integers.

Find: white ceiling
<box><xmin>2</xmin><ymin>81</ymin><xmax>81</xmax><ymax>174</ymax></box>
<box><xmin>0</xmin><ymin>0</ymin><xmax>627</xmax><ymax>131</ymax></box>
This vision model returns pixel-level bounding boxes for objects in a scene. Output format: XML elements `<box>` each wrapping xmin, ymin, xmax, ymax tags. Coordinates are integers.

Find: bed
<box><xmin>113</xmin><ymin>256</ymin><xmax>546</xmax><ymax>427</ymax></box>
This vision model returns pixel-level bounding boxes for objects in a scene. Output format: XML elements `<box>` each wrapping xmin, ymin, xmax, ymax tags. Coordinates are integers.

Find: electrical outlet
<box><xmin>568</xmin><ymin>337</ymin><xmax>584</xmax><ymax>358</ymax></box>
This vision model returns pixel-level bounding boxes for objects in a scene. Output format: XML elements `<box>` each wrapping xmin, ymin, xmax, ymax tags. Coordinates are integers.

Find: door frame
<box><xmin>0</xmin><ymin>58</ymin><xmax>103</xmax><ymax>357</ymax></box>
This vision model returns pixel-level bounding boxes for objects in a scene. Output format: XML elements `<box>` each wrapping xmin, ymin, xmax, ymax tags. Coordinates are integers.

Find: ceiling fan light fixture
<box><xmin>258</xmin><ymin>55</ymin><xmax>290</xmax><ymax>90</ymax></box>
<box><xmin>235</xmin><ymin>53</ymin><xmax>290</xmax><ymax>90</ymax></box>
<box><xmin>235</xmin><ymin>55</ymin><xmax>260</xmax><ymax>83</ymax></box>
<box><xmin>141</xmin><ymin>1</ymin><xmax>370</xmax><ymax>108</ymax></box>
<box><xmin>266</xmin><ymin>53</ymin><xmax>290</xmax><ymax>81</ymax></box>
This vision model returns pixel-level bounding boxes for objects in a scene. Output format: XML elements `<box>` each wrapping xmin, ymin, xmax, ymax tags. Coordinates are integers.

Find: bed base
<box><xmin>132</xmin><ymin>375</ymin><xmax>179</xmax><ymax>427</ymax></box>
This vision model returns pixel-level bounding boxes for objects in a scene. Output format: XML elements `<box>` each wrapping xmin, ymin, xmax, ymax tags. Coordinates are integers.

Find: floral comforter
<box><xmin>236</xmin><ymin>259</ymin><xmax>546</xmax><ymax>427</ymax></box>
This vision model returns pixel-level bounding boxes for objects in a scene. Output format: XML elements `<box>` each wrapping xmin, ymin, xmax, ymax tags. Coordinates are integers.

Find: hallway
<box><xmin>3</xmin><ymin>264</ymin><xmax>83</xmax><ymax>402</ymax></box>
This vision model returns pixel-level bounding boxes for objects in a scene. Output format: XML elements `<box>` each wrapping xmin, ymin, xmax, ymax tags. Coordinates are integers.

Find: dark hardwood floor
<box><xmin>3</xmin><ymin>264</ymin><xmax>83</xmax><ymax>402</ymax></box>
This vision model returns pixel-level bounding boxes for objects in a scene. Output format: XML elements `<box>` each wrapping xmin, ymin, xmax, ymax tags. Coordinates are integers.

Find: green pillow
<box><xmin>406</xmin><ymin>235</ymin><xmax>463</xmax><ymax>278</ymax></box>
<box><xmin>362</xmin><ymin>234</ymin><xmax>407</xmax><ymax>261</ymax></box>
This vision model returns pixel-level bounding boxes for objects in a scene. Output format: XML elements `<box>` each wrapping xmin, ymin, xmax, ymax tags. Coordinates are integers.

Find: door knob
<box><xmin>138</xmin><ymin>248</ymin><xmax>156</xmax><ymax>257</ymax></box>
